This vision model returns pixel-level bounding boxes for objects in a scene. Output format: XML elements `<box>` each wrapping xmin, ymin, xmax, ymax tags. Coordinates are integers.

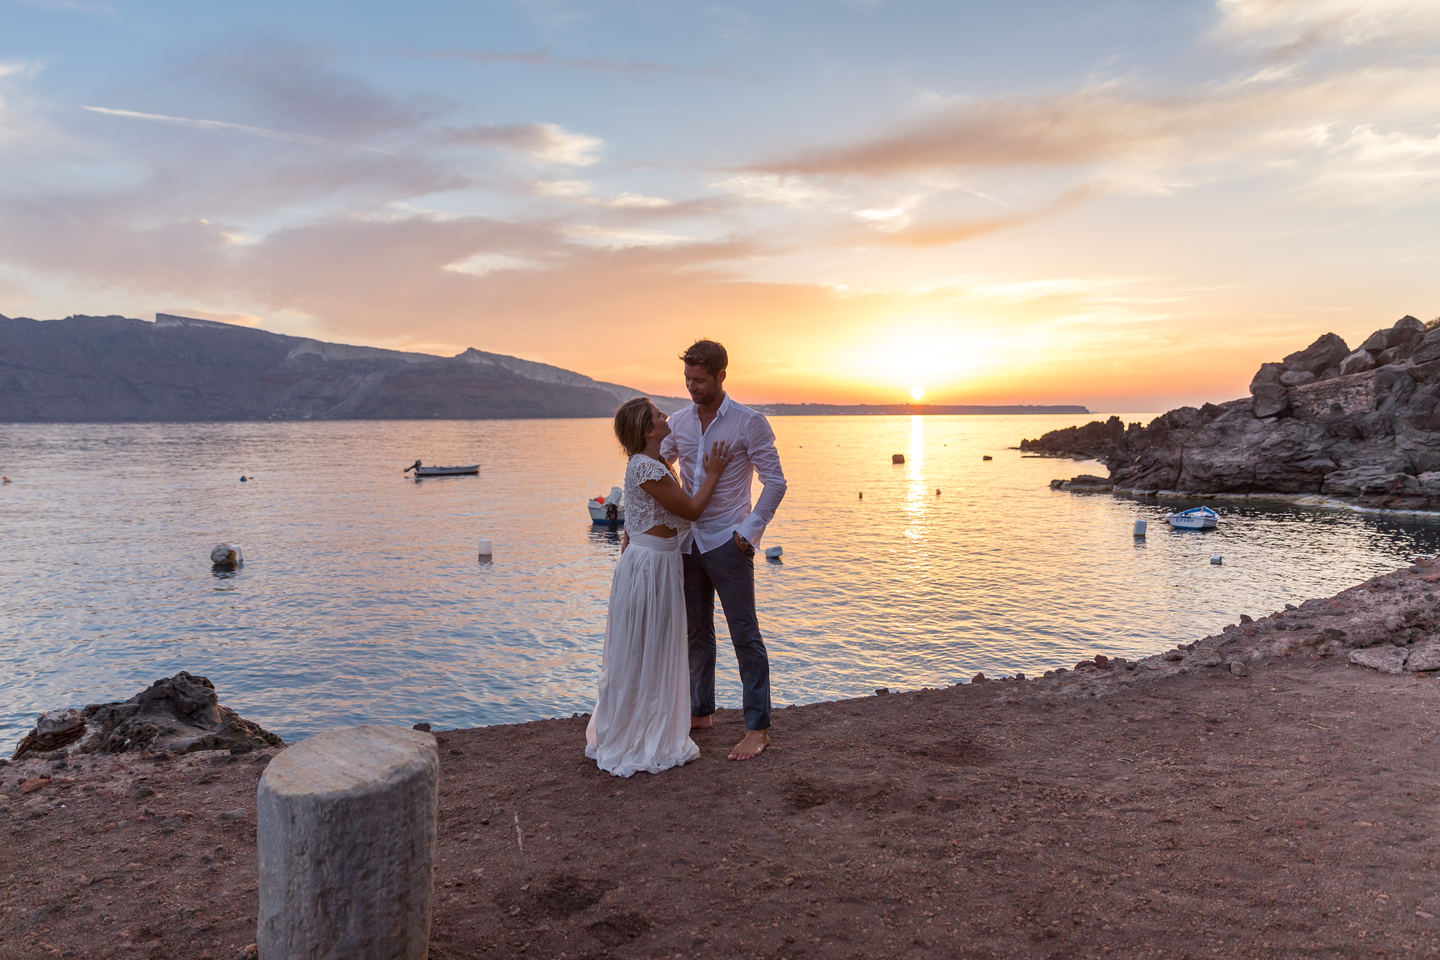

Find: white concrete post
<box><xmin>257</xmin><ymin>725</ymin><xmax>438</xmax><ymax>960</ymax></box>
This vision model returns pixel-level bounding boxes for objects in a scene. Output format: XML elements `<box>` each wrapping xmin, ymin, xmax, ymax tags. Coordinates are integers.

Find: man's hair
<box><xmin>680</xmin><ymin>339</ymin><xmax>728</xmax><ymax>376</ymax></box>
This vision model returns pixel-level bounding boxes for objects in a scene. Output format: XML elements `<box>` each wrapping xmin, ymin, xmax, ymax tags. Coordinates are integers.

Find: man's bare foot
<box><xmin>691</xmin><ymin>715</ymin><xmax>713</xmax><ymax>730</ymax></box>
<box><xmin>727</xmin><ymin>730</ymin><xmax>769</xmax><ymax>761</ymax></box>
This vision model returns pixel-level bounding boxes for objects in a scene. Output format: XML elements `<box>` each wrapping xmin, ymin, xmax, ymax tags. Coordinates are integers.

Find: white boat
<box><xmin>405</xmin><ymin>459</ymin><xmax>478</xmax><ymax>477</ymax></box>
<box><xmin>1166</xmin><ymin>505</ymin><xmax>1218</xmax><ymax>530</ymax></box>
<box><xmin>589</xmin><ymin>486</ymin><xmax>624</xmax><ymax>524</ymax></box>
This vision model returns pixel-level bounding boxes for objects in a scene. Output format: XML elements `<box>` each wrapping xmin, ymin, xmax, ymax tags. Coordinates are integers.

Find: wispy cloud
<box><xmin>445</xmin><ymin>122</ymin><xmax>602</xmax><ymax>166</ymax></box>
<box><xmin>418</xmin><ymin>47</ymin><xmax>691</xmax><ymax>75</ymax></box>
<box><xmin>81</xmin><ymin>105</ymin><xmax>393</xmax><ymax>153</ymax></box>
<box><xmin>1303</xmin><ymin>123</ymin><xmax>1440</xmax><ymax>204</ymax></box>
<box><xmin>708</xmin><ymin>173</ymin><xmax>838</xmax><ymax>207</ymax></box>
<box><xmin>747</xmin><ymin>58</ymin><xmax>1440</xmax><ymax>209</ymax></box>
<box><xmin>1215</xmin><ymin>0</ymin><xmax>1440</xmax><ymax>54</ymax></box>
<box><xmin>859</xmin><ymin>186</ymin><xmax>1097</xmax><ymax>247</ymax></box>
<box><xmin>0</xmin><ymin>59</ymin><xmax>46</xmax><ymax>79</ymax></box>
<box><xmin>10</xmin><ymin>0</ymin><xmax>113</xmax><ymax>12</ymax></box>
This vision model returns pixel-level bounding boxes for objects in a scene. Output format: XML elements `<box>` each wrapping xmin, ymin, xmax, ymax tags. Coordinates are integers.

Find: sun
<box><xmin>909</xmin><ymin>384</ymin><xmax>925</xmax><ymax>401</ymax></box>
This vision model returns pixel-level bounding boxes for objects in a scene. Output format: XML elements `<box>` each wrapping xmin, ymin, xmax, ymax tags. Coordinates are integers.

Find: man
<box><xmin>660</xmin><ymin>340</ymin><xmax>786</xmax><ymax>761</ymax></box>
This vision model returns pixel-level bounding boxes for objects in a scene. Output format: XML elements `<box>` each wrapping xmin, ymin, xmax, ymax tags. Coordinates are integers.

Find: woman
<box><xmin>585</xmin><ymin>397</ymin><xmax>730</xmax><ymax>777</ymax></box>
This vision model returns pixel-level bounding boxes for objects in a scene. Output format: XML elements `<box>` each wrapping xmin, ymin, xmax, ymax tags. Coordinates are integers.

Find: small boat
<box><xmin>405</xmin><ymin>459</ymin><xmax>478</xmax><ymax>478</ymax></box>
<box><xmin>589</xmin><ymin>486</ymin><xmax>624</xmax><ymax>525</ymax></box>
<box><xmin>1166</xmin><ymin>505</ymin><xmax>1218</xmax><ymax>530</ymax></box>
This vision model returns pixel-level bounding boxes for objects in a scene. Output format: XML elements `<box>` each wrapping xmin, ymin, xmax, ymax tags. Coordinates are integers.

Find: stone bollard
<box><xmin>257</xmin><ymin>725</ymin><xmax>438</xmax><ymax>960</ymax></box>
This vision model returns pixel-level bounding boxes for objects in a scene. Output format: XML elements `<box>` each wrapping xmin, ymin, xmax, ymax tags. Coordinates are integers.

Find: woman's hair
<box><xmin>613</xmin><ymin>397</ymin><xmax>654</xmax><ymax>456</ymax></box>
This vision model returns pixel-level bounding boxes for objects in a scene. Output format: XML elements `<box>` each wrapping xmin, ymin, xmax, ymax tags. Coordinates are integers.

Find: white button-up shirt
<box><xmin>660</xmin><ymin>394</ymin><xmax>787</xmax><ymax>554</ymax></box>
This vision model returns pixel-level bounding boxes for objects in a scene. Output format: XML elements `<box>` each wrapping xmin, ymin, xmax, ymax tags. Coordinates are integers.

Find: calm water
<box><xmin>3</xmin><ymin>415</ymin><xmax>1438</xmax><ymax>753</ymax></box>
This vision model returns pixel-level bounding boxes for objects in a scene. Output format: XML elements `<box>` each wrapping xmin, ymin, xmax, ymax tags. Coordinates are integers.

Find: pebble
<box><xmin>1227</xmin><ymin>660</ymin><xmax>1250</xmax><ymax>676</ymax></box>
<box><xmin>20</xmin><ymin>778</ymin><xmax>49</xmax><ymax>794</ymax></box>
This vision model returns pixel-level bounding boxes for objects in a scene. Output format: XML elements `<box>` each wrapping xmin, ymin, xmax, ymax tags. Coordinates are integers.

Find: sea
<box><xmin>3</xmin><ymin>414</ymin><xmax>1439</xmax><ymax>754</ymax></box>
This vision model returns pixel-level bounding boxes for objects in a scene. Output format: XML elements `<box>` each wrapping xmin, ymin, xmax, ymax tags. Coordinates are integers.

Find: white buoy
<box><xmin>210</xmin><ymin>543</ymin><xmax>242</xmax><ymax>568</ymax></box>
<box><xmin>1211</xmin><ymin>554</ymin><xmax>1223</xmax><ymax>565</ymax></box>
<box><xmin>477</xmin><ymin>538</ymin><xmax>493</xmax><ymax>561</ymax></box>
<box><xmin>765</xmin><ymin>545</ymin><xmax>783</xmax><ymax>559</ymax></box>
<box><xmin>1134</xmin><ymin>519</ymin><xmax>1147</xmax><ymax>538</ymax></box>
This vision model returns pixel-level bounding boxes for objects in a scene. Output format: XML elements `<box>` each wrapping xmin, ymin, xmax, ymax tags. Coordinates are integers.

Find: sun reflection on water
<box><xmin>3</xmin><ymin>415</ymin><xmax>1440</xmax><ymax>752</ymax></box>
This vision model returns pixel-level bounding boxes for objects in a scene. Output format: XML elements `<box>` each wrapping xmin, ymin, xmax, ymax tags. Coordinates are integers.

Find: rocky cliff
<box><xmin>1021</xmin><ymin>315</ymin><xmax>1440</xmax><ymax>510</ymax></box>
<box><xmin>0</xmin><ymin>313</ymin><xmax>684</xmax><ymax>421</ymax></box>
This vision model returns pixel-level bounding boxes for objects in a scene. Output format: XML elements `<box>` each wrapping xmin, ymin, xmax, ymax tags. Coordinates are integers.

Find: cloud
<box><xmin>1303</xmin><ymin>123</ymin><xmax>1440</xmax><ymax>203</ymax></box>
<box><xmin>445</xmin><ymin>122</ymin><xmax>602</xmax><ymax>165</ymax></box>
<box><xmin>9</xmin><ymin>0</ymin><xmax>113</xmax><ymax>12</ymax></box>
<box><xmin>744</xmin><ymin>57</ymin><xmax>1440</xmax><ymax>214</ymax></box>
<box><xmin>171</xmin><ymin>39</ymin><xmax>440</xmax><ymax>143</ymax></box>
<box><xmin>1215</xmin><ymin>0</ymin><xmax>1440</xmax><ymax>54</ymax></box>
<box><xmin>417</xmin><ymin>47</ymin><xmax>695</xmax><ymax>75</ymax></box>
<box><xmin>80</xmin><ymin>105</ymin><xmax>392</xmax><ymax>153</ymax></box>
<box><xmin>0</xmin><ymin>59</ymin><xmax>45</xmax><ymax>80</ymax></box>
<box><xmin>533</xmin><ymin>178</ymin><xmax>592</xmax><ymax>198</ymax></box>
<box><xmin>860</xmin><ymin>186</ymin><xmax>1096</xmax><ymax>247</ymax></box>
<box><xmin>708</xmin><ymin>173</ymin><xmax>838</xmax><ymax>207</ymax></box>
<box><xmin>562</xmin><ymin>224</ymin><xmax>689</xmax><ymax>247</ymax></box>
<box><xmin>604</xmin><ymin>192</ymin><xmax>672</xmax><ymax>209</ymax></box>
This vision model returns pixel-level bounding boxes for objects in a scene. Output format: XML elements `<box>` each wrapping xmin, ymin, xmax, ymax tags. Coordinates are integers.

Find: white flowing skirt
<box><xmin>585</xmin><ymin>532</ymin><xmax>699</xmax><ymax>777</ymax></box>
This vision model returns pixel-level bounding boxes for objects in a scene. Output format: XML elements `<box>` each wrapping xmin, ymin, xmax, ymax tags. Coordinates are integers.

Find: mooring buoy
<box><xmin>210</xmin><ymin>543</ymin><xmax>242</xmax><ymax>569</ymax></box>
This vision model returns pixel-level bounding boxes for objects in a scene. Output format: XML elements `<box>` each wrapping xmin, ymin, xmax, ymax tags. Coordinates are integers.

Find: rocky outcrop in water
<box><xmin>1022</xmin><ymin>315</ymin><xmax>1440</xmax><ymax>510</ymax></box>
<box><xmin>10</xmin><ymin>672</ymin><xmax>282</xmax><ymax>760</ymax></box>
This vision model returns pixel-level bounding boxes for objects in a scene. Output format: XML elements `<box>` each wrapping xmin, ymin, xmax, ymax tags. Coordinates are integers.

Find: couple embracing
<box><xmin>585</xmin><ymin>340</ymin><xmax>787</xmax><ymax>777</ymax></box>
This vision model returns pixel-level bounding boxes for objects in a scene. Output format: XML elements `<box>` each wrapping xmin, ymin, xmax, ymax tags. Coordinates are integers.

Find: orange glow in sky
<box><xmin>2</xmin><ymin>1</ymin><xmax>1437</xmax><ymax>411</ymax></box>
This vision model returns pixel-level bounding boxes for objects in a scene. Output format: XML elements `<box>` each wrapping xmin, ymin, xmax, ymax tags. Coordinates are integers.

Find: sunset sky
<box><xmin>2</xmin><ymin>0</ymin><xmax>1437</xmax><ymax>410</ymax></box>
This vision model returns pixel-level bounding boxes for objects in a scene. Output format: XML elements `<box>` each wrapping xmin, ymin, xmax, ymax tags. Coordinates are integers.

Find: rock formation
<box><xmin>1022</xmin><ymin>315</ymin><xmax>1440</xmax><ymax>510</ymax></box>
<box><xmin>984</xmin><ymin>556</ymin><xmax>1440</xmax><ymax>698</ymax></box>
<box><xmin>11</xmin><ymin>671</ymin><xmax>282</xmax><ymax>760</ymax></box>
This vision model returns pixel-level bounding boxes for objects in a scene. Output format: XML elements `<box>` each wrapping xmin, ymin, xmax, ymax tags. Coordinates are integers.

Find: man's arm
<box><xmin>735</xmin><ymin>415</ymin><xmax>786</xmax><ymax>548</ymax></box>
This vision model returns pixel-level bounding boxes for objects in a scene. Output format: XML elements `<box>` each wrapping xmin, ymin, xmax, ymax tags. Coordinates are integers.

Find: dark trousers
<box><xmin>684</xmin><ymin>539</ymin><xmax>771</xmax><ymax>731</ymax></box>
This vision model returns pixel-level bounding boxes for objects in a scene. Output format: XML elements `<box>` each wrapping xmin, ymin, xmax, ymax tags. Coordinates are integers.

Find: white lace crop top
<box><xmin>624</xmin><ymin>454</ymin><xmax>688</xmax><ymax>536</ymax></box>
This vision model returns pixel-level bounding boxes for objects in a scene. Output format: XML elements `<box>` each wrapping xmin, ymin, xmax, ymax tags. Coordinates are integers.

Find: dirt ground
<box><xmin>5</xmin><ymin>572</ymin><xmax>1440</xmax><ymax>959</ymax></box>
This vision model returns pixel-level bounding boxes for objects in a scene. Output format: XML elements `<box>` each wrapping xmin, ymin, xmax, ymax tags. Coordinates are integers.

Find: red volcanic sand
<box><xmin>5</xmin><ymin>565</ymin><xmax>1440</xmax><ymax>959</ymax></box>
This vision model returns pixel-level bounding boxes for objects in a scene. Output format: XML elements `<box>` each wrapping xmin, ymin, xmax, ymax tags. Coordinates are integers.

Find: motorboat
<box><xmin>589</xmin><ymin>486</ymin><xmax>624</xmax><ymax>525</ymax></box>
<box><xmin>405</xmin><ymin>459</ymin><xmax>479</xmax><ymax>477</ymax></box>
<box><xmin>1166</xmin><ymin>505</ymin><xmax>1218</xmax><ymax>530</ymax></box>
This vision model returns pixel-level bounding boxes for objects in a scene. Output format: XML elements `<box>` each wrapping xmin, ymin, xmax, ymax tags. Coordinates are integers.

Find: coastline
<box><xmin>1112</xmin><ymin>486</ymin><xmax>1440</xmax><ymax>521</ymax></box>
<box><xmin>5</xmin><ymin>560</ymin><xmax>1440</xmax><ymax>958</ymax></box>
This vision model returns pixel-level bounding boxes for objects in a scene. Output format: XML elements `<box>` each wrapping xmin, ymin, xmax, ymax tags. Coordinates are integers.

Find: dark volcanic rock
<box><xmin>1025</xmin><ymin>315</ymin><xmax>1440</xmax><ymax>510</ymax></box>
<box><xmin>0</xmin><ymin>313</ymin><xmax>684</xmax><ymax>421</ymax></box>
<box><xmin>11</xmin><ymin>672</ymin><xmax>282</xmax><ymax>760</ymax></box>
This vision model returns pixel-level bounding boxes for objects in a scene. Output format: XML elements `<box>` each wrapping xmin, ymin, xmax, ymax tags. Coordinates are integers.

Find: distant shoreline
<box><xmin>754</xmin><ymin>402</ymin><xmax>1090</xmax><ymax>416</ymax></box>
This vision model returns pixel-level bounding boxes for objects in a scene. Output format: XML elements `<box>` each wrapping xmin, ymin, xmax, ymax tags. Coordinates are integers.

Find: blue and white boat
<box><xmin>1166</xmin><ymin>505</ymin><xmax>1218</xmax><ymax>530</ymax></box>
<box><xmin>588</xmin><ymin>485</ymin><xmax>625</xmax><ymax>525</ymax></box>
